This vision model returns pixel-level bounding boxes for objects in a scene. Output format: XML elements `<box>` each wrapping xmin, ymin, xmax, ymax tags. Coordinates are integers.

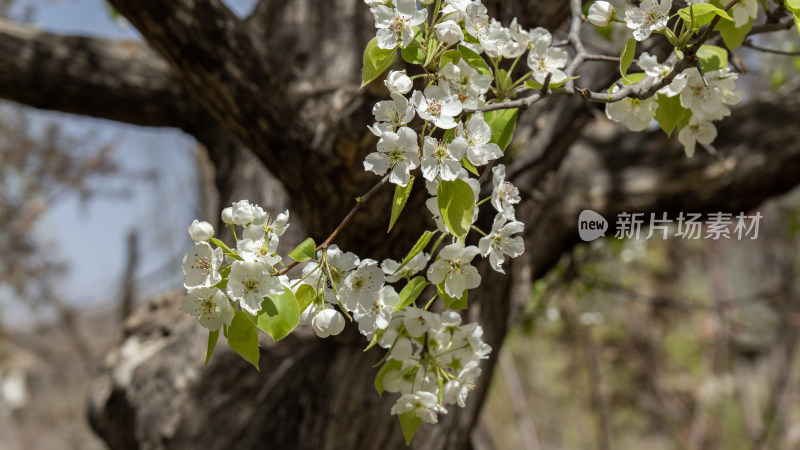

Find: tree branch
<box><xmin>0</xmin><ymin>19</ymin><xmax>193</xmax><ymax>128</ymax></box>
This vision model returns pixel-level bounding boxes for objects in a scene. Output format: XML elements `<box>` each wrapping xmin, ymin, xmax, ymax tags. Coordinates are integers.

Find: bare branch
<box><xmin>0</xmin><ymin>19</ymin><xmax>192</xmax><ymax>128</ymax></box>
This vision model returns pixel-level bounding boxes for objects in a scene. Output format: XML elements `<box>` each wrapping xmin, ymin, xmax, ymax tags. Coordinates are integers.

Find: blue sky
<box><xmin>2</xmin><ymin>0</ymin><xmax>258</xmax><ymax>322</ymax></box>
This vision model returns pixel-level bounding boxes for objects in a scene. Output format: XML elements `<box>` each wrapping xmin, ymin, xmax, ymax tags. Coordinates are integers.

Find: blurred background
<box><xmin>0</xmin><ymin>1</ymin><xmax>799</xmax><ymax>449</ymax></box>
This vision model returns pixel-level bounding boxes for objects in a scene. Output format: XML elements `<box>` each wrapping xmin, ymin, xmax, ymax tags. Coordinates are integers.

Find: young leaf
<box><xmin>394</xmin><ymin>231</ymin><xmax>435</xmax><ymax>275</ymax></box>
<box><xmin>524</xmin><ymin>76</ymin><xmax>579</xmax><ymax>90</ymax></box>
<box><xmin>717</xmin><ymin>18</ymin><xmax>752</xmax><ymax>50</ymax></box>
<box><xmin>401</xmin><ymin>40</ymin><xmax>426</xmax><ymax>65</ymax></box>
<box><xmin>677</xmin><ymin>4</ymin><xmax>732</xmax><ymax>30</ymax></box>
<box><xmin>620</xmin><ymin>38</ymin><xmax>636</xmax><ymax>81</ymax></box>
<box><xmin>361</xmin><ymin>38</ymin><xmax>398</xmax><ymax>89</ymax></box>
<box><xmin>495</xmin><ymin>69</ymin><xmax>512</xmax><ymax>94</ymax></box>
<box><xmin>788</xmin><ymin>0</ymin><xmax>800</xmax><ymax>11</ymax></box>
<box><xmin>398</xmin><ymin>412</ymin><xmax>422</xmax><ymax>445</ymax></box>
<box><xmin>697</xmin><ymin>45</ymin><xmax>728</xmax><ymax>72</ymax></box>
<box><xmin>437</xmin><ymin>179</ymin><xmax>475</xmax><ymax>243</ymax></box>
<box><xmin>257</xmin><ymin>288</ymin><xmax>301</xmax><ymax>342</ymax></box>
<box><xmin>295</xmin><ymin>284</ymin><xmax>317</xmax><ymax>312</ymax></box>
<box><xmin>482</xmin><ymin>108</ymin><xmax>518</xmax><ymax>152</ymax></box>
<box><xmin>388</xmin><ymin>175</ymin><xmax>414</xmax><ymax>232</ymax></box>
<box><xmin>227</xmin><ymin>311</ymin><xmax>260</xmax><ymax>371</ymax></box>
<box><xmin>439</xmin><ymin>49</ymin><xmax>461</xmax><ymax>68</ymax></box>
<box><xmin>654</xmin><ymin>94</ymin><xmax>686</xmax><ymax>137</ymax></box>
<box><xmin>375</xmin><ymin>359</ymin><xmax>403</xmax><ymax>395</ymax></box>
<box><xmin>205</xmin><ymin>328</ymin><xmax>220</xmax><ymax>367</ymax></box>
<box><xmin>395</xmin><ymin>276</ymin><xmax>428</xmax><ymax>311</ymax></box>
<box><xmin>289</xmin><ymin>237</ymin><xmax>316</xmax><ymax>262</ymax></box>
<box><xmin>461</xmin><ymin>156</ymin><xmax>479</xmax><ymax>176</ymax></box>
<box><xmin>457</xmin><ymin>44</ymin><xmax>492</xmax><ymax>76</ymax></box>
<box><xmin>437</xmin><ymin>283</ymin><xmax>468</xmax><ymax>310</ymax></box>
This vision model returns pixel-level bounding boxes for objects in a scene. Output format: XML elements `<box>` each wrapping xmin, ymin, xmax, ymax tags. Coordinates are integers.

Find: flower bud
<box><xmin>188</xmin><ymin>219</ymin><xmax>215</xmax><ymax>242</ymax></box>
<box><xmin>385</xmin><ymin>71</ymin><xmax>412</xmax><ymax>95</ymax></box>
<box><xmin>434</xmin><ymin>20</ymin><xmax>464</xmax><ymax>46</ymax></box>
<box><xmin>587</xmin><ymin>1</ymin><xmax>616</xmax><ymax>27</ymax></box>
<box><xmin>221</xmin><ymin>207</ymin><xmax>234</xmax><ymax>225</ymax></box>
<box><xmin>312</xmin><ymin>309</ymin><xmax>345</xmax><ymax>338</ymax></box>
<box><xmin>231</xmin><ymin>199</ymin><xmax>254</xmax><ymax>225</ymax></box>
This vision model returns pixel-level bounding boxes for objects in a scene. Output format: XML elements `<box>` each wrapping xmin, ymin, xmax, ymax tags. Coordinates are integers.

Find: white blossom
<box><xmin>440</xmin><ymin>59</ymin><xmax>492</xmax><ymax>107</ymax></box>
<box><xmin>339</xmin><ymin>259</ymin><xmax>385</xmax><ymax>312</ymax></box>
<box><xmin>312</xmin><ymin>308</ymin><xmax>346</xmax><ymax>338</ymax></box>
<box><xmin>231</xmin><ymin>199</ymin><xmax>255</xmax><ymax>225</ymax></box>
<box><xmin>370</xmin><ymin>0</ymin><xmax>427</xmax><ymax>50</ymax></box>
<box><xmin>625</xmin><ymin>0</ymin><xmax>672</xmax><ymax>41</ymax></box>
<box><xmin>372</xmin><ymin>93</ymin><xmax>415</xmax><ymax>128</ymax></box>
<box><xmin>457</xmin><ymin>112</ymin><xmax>502</xmax><ymax>166</ymax></box>
<box><xmin>390</xmin><ymin>391</ymin><xmax>446</xmax><ymax>424</ymax></box>
<box><xmin>587</xmin><ymin>1</ymin><xmax>616</xmax><ymax>27</ymax></box>
<box><xmin>237</xmin><ymin>234</ymin><xmax>281</xmax><ymax>267</ymax></box>
<box><xmin>381</xmin><ymin>252</ymin><xmax>430</xmax><ymax>283</ymax></box>
<box><xmin>442</xmin><ymin>361</ymin><xmax>481</xmax><ymax>407</ymax></box>
<box><xmin>427</xmin><ymin>243</ymin><xmax>481</xmax><ymax>298</ymax></box>
<box><xmin>364</xmin><ymin>126</ymin><xmax>420</xmax><ymax>186</ymax></box>
<box><xmin>354</xmin><ymin>285</ymin><xmax>400</xmax><ymax>335</ymax></box>
<box><xmin>638</xmin><ymin>52</ymin><xmax>685</xmax><ymax>97</ymax></box>
<box><xmin>491</xmin><ymin>164</ymin><xmax>521</xmax><ymax>220</ymax></box>
<box><xmin>605</xmin><ymin>87</ymin><xmax>658</xmax><ymax>131</ymax></box>
<box><xmin>411</xmin><ymin>84</ymin><xmax>462</xmax><ymax>129</ymax></box>
<box><xmin>526</xmin><ymin>37</ymin><xmax>568</xmax><ymax>85</ymax></box>
<box><xmin>221</xmin><ymin>207</ymin><xmax>233</xmax><ymax>225</ymax></box>
<box><xmin>478</xmin><ymin>216</ymin><xmax>525</xmax><ymax>273</ymax></box>
<box><xmin>188</xmin><ymin>219</ymin><xmax>214</xmax><ymax>242</ymax></box>
<box><xmin>180</xmin><ymin>287</ymin><xmax>234</xmax><ymax>331</ymax></box>
<box><xmin>421</xmin><ymin>136</ymin><xmax>466</xmax><ymax>182</ymax></box>
<box><xmin>730</xmin><ymin>0</ymin><xmax>758</xmax><ymax>27</ymax></box>
<box><xmin>434</xmin><ymin>20</ymin><xmax>464</xmax><ymax>46</ymax></box>
<box><xmin>404</xmin><ymin>306</ymin><xmax>441</xmax><ymax>338</ymax></box>
<box><xmin>183</xmin><ymin>242</ymin><xmax>223</xmax><ymax>288</ymax></box>
<box><xmin>226</xmin><ymin>260</ymin><xmax>282</xmax><ymax>314</ymax></box>
<box><xmin>678</xmin><ymin>116</ymin><xmax>717</xmax><ymax>158</ymax></box>
<box><xmin>385</xmin><ymin>71</ymin><xmax>413</xmax><ymax>95</ymax></box>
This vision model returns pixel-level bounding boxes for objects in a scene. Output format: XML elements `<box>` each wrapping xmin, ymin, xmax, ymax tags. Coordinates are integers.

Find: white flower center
<box><xmin>499</xmin><ymin>182</ymin><xmax>520</xmax><ymax>204</ymax></box>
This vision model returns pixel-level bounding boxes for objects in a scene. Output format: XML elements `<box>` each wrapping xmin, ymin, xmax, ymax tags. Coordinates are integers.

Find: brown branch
<box><xmin>0</xmin><ymin>19</ymin><xmax>193</xmax><ymax>128</ymax></box>
<box><xmin>742</xmin><ymin>39</ymin><xmax>800</xmax><ymax>56</ymax></box>
<box><xmin>277</xmin><ymin>174</ymin><xmax>390</xmax><ymax>276</ymax></box>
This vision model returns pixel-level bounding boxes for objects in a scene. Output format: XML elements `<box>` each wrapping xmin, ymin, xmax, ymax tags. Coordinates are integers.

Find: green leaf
<box><xmin>399</xmin><ymin>412</ymin><xmax>422</xmax><ymax>445</ymax></box>
<box><xmin>678</xmin><ymin>4</ymin><xmax>732</xmax><ymax>30</ymax></box>
<box><xmin>295</xmin><ymin>284</ymin><xmax>316</xmax><ymax>312</ymax></box>
<box><xmin>210</xmin><ymin>238</ymin><xmax>242</xmax><ymax>261</ymax></box>
<box><xmin>457</xmin><ymin>44</ymin><xmax>492</xmax><ymax>76</ymax></box>
<box><xmin>394</xmin><ymin>231</ymin><xmax>435</xmax><ymax>275</ymax></box>
<box><xmin>654</xmin><ymin>94</ymin><xmax>686</xmax><ymax>137</ymax></box>
<box><xmin>375</xmin><ymin>359</ymin><xmax>403</xmax><ymax>395</ymax></box>
<box><xmin>482</xmin><ymin>108</ymin><xmax>518</xmax><ymax>152</ymax></box>
<box><xmin>289</xmin><ymin>237</ymin><xmax>316</xmax><ymax>262</ymax></box>
<box><xmin>697</xmin><ymin>44</ymin><xmax>728</xmax><ymax>72</ymax></box>
<box><xmin>437</xmin><ymin>179</ymin><xmax>475</xmax><ymax>243</ymax></box>
<box><xmin>461</xmin><ymin>156</ymin><xmax>479</xmax><ymax>176</ymax></box>
<box><xmin>718</xmin><ymin>18</ymin><xmax>752</xmax><ymax>50</ymax></box>
<box><xmin>257</xmin><ymin>288</ymin><xmax>301</xmax><ymax>342</ymax></box>
<box><xmin>395</xmin><ymin>276</ymin><xmax>428</xmax><ymax>311</ymax></box>
<box><xmin>388</xmin><ymin>176</ymin><xmax>414</xmax><ymax>232</ymax></box>
<box><xmin>205</xmin><ymin>329</ymin><xmax>220</xmax><ymax>367</ymax></box>
<box><xmin>620</xmin><ymin>38</ymin><xmax>636</xmax><ymax>81</ymax></box>
<box><xmin>437</xmin><ymin>283</ymin><xmax>468</xmax><ymax>310</ymax></box>
<box><xmin>361</xmin><ymin>37</ymin><xmax>398</xmax><ymax>89</ymax></box>
<box><xmin>794</xmin><ymin>11</ymin><xmax>800</xmax><ymax>39</ymax></box>
<box><xmin>214</xmin><ymin>264</ymin><xmax>231</xmax><ymax>290</ymax></box>
<box><xmin>401</xmin><ymin>39</ymin><xmax>426</xmax><ymax>65</ymax></box>
<box><xmin>227</xmin><ymin>311</ymin><xmax>260</xmax><ymax>371</ymax></box>
<box><xmin>786</xmin><ymin>0</ymin><xmax>800</xmax><ymax>11</ymax></box>
<box><xmin>439</xmin><ymin>49</ymin><xmax>461</xmax><ymax>68</ymax></box>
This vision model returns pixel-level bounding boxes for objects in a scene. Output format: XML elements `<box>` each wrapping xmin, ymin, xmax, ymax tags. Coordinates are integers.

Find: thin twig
<box><xmin>742</xmin><ymin>39</ymin><xmax>800</xmax><ymax>56</ymax></box>
<box><xmin>278</xmin><ymin>174</ymin><xmax>390</xmax><ymax>275</ymax></box>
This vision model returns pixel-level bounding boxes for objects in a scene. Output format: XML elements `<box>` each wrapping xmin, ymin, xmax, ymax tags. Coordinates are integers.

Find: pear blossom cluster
<box><xmin>177</xmin><ymin>0</ymin><xmax>770</xmax><ymax>440</ymax></box>
<box><xmin>584</xmin><ymin>0</ymin><xmax>748</xmax><ymax>157</ymax></box>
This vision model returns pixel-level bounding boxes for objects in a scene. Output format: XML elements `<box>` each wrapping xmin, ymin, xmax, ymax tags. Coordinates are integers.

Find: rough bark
<box><xmin>0</xmin><ymin>0</ymin><xmax>798</xmax><ymax>449</ymax></box>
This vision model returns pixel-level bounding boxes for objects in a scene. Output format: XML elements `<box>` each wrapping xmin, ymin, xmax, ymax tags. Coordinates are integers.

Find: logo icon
<box><xmin>578</xmin><ymin>210</ymin><xmax>608</xmax><ymax>242</ymax></box>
